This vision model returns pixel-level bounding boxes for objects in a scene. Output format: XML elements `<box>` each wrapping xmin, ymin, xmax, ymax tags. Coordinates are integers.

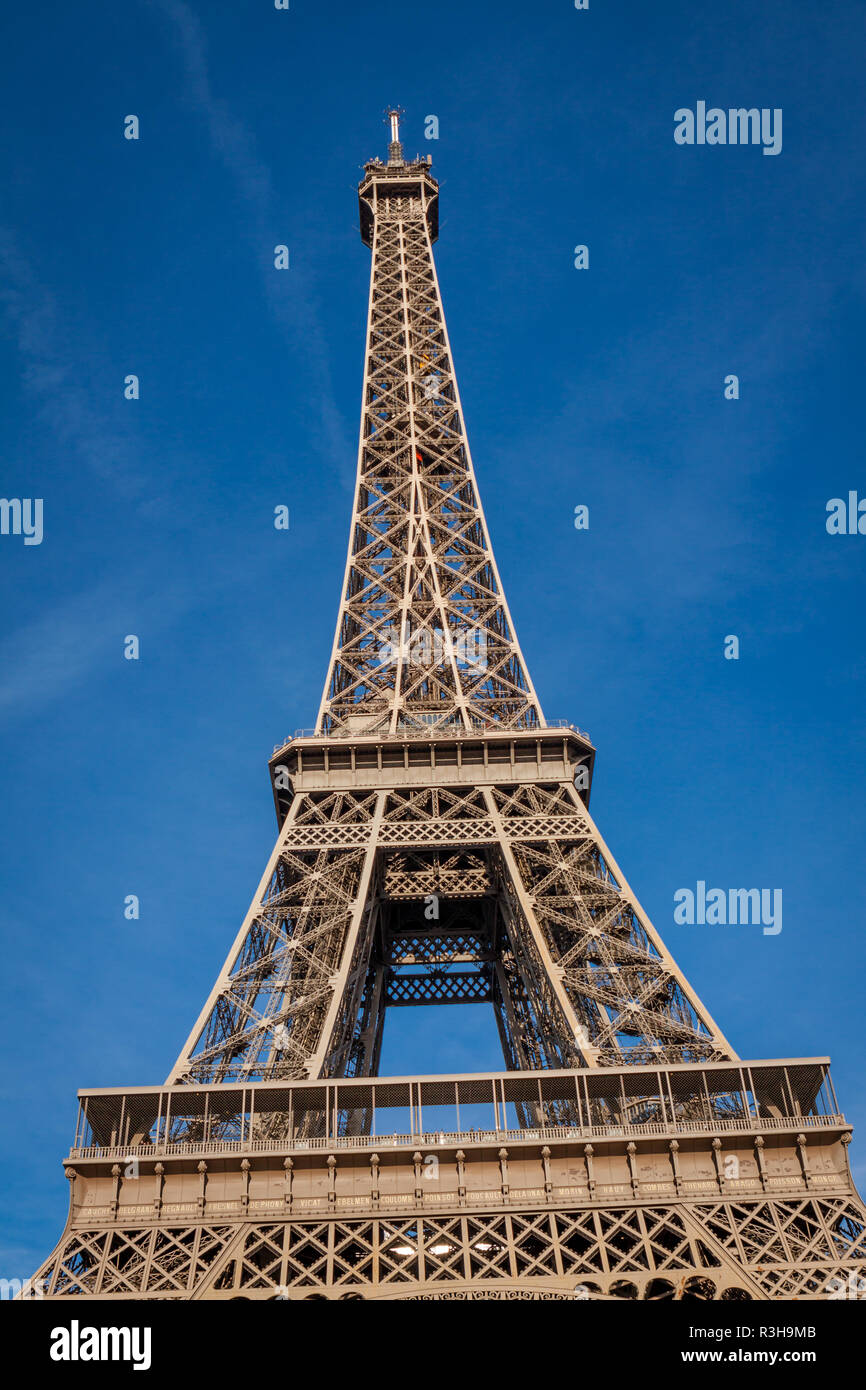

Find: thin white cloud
<box><xmin>0</xmin><ymin>573</ymin><xmax>169</xmax><ymax>723</ymax></box>
<box><xmin>0</xmin><ymin>229</ymin><xmax>143</xmax><ymax>496</ymax></box>
<box><xmin>153</xmin><ymin>0</ymin><xmax>353</xmax><ymax>479</ymax></box>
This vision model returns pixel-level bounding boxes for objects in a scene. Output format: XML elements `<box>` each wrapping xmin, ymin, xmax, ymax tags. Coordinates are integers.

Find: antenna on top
<box><xmin>385</xmin><ymin>106</ymin><xmax>404</xmax><ymax>165</ymax></box>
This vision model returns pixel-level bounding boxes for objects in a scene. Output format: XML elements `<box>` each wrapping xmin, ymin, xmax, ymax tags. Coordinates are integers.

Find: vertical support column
<box><xmin>669</xmin><ymin>1139</ymin><xmax>682</xmax><ymax>1194</ymax></box>
<box><xmin>153</xmin><ymin>1163</ymin><xmax>165</xmax><ymax>1216</ymax></box>
<box><xmin>626</xmin><ymin>1141</ymin><xmax>639</xmax><ymax>1198</ymax></box>
<box><xmin>712</xmin><ymin>1137</ymin><xmax>725</xmax><ymax>1193</ymax></box>
<box><xmin>456</xmin><ymin>1150</ymin><xmax>466</xmax><ymax>1207</ymax></box>
<box><xmin>197</xmin><ymin>1160</ymin><xmax>208</xmax><ymax>1213</ymax></box>
<box><xmin>541</xmin><ymin>1145</ymin><xmax>553</xmax><ymax>1199</ymax></box>
<box><xmin>307</xmin><ymin>793</ymin><xmax>386</xmax><ymax>1077</ymax></box>
<box><xmin>484</xmin><ymin>788</ymin><xmax>597</xmax><ymax>1066</ymax></box>
<box><xmin>498</xmin><ymin>1148</ymin><xmax>509</xmax><ymax>1201</ymax></box>
<box><xmin>797</xmin><ymin>1133</ymin><xmax>811</xmax><ymax>1189</ymax></box>
<box><xmin>327</xmin><ymin>1155</ymin><xmax>337</xmax><ymax>1206</ymax></box>
<box><xmin>584</xmin><ymin>1144</ymin><xmax>596</xmax><ymax>1196</ymax></box>
<box><xmin>413</xmin><ymin>1152</ymin><xmax>423</xmax><ymax>1204</ymax></box>
<box><xmin>754</xmin><ymin>1135</ymin><xmax>768</xmax><ymax>1191</ymax></box>
<box><xmin>110</xmin><ymin>1164</ymin><xmax>121</xmax><ymax>1219</ymax></box>
<box><xmin>166</xmin><ymin>792</ymin><xmax>307</xmax><ymax>1085</ymax></box>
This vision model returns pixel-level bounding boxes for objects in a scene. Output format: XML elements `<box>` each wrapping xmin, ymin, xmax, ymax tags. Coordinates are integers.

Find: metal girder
<box><xmin>166</xmin><ymin>771</ymin><xmax>734</xmax><ymax>1084</ymax></box>
<box><xmin>31</xmin><ymin>116</ymin><xmax>866</xmax><ymax>1305</ymax></box>
<box><xmin>30</xmin><ymin>1059</ymin><xmax>866</xmax><ymax>1301</ymax></box>
<box><xmin>316</xmin><ymin>143</ymin><xmax>543</xmax><ymax>738</ymax></box>
<box><xmin>33</xmin><ymin>1194</ymin><xmax>866</xmax><ymax>1302</ymax></box>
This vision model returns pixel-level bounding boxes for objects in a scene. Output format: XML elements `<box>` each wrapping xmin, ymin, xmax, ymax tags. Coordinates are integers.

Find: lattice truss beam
<box><xmin>33</xmin><ymin>1197</ymin><xmax>866</xmax><ymax>1301</ymax></box>
<box><xmin>168</xmin><ymin>778</ymin><xmax>732</xmax><ymax>1087</ymax></box>
<box><xmin>318</xmin><ymin>172</ymin><xmax>543</xmax><ymax>734</ymax></box>
<box><xmin>166</xmin><ymin>137</ymin><xmax>724</xmax><ymax>1094</ymax></box>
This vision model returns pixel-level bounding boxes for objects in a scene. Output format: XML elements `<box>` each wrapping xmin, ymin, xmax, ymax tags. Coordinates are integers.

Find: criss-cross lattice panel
<box><xmin>387</xmin><ymin>969</ymin><xmax>492</xmax><ymax>1006</ymax></box>
<box><xmin>146</xmin><ymin>1227</ymin><xmax>198</xmax><ymax>1293</ymax></box>
<box><xmin>317</xmin><ymin>162</ymin><xmax>542</xmax><ymax>736</ymax></box>
<box><xmin>387</xmin><ymin>929</ymin><xmax>490</xmax><ymax>965</ymax></box>
<box><xmin>36</xmin><ymin>1194</ymin><xmax>866</xmax><ymax>1299</ymax></box>
<box><xmin>694</xmin><ymin>1197</ymin><xmax>866</xmax><ymax>1298</ymax></box>
<box><xmin>169</xmin><ymin>791</ymin><xmax>383</xmax><ymax>1086</ymax></box>
<box><xmin>383</xmin><ymin>847</ymin><xmax>493</xmax><ymax>899</ymax></box>
<box><xmin>384</xmin><ymin>786</ymin><xmax>489</xmax><ymax>823</ymax></box>
<box><xmin>230</xmin><ymin>1224</ymin><xmax>285</xmax><ymax>1291</ymax></box>
<box><xmin>492</xmin><ymin>782</ymin><xmax>732</xmax><ymax>1068</ymax></box>
<box><xmin>98</xmin><ymin>1228</ymin><xmax>154</xmax><ymax>1295</ymax></box>
<box><xmin>44</xmin><ymin>1229</ymin><xmax>108</xmax><ymax>1297</ymax></box>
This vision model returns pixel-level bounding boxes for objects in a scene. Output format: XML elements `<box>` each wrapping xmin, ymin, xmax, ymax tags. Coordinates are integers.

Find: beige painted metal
<box><xmin>306</xmin><ymin>792</ymin><xmax>386</xmax><ymax>1078</ymax></box>
<box><xmin>315</xmin><ymin>129</ymin><xmax>543</xmax><ymax>738</ymax></box>
<box><xmin>166</xmin><ymin>791</ymin><xmax>309</xmax><ymax>1086</ymax></box>
<box><xmin>28</xmin><ymin>1061</ymin><xmax>866</xmax><ymax>1300</ymax></box>
<box><xmin>163</xmin><ymin>124</ymin><xmax>734</xmax><ymax>1085</ymax></box>
<box><xmin>30</xmin><ymin>116</ymin><xmax>866</xmax><ymax>1302</ymax></box>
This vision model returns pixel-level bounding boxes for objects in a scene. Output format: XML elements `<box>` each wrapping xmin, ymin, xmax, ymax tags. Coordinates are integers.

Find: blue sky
<box><xmin>1</xmin><ymin>0</ymin><xmax>865</xmax><ymax>1274</ymax></box>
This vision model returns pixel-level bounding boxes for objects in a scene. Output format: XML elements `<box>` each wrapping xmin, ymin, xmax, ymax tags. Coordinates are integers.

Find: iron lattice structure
<box><xmin>30</xmin><ymin>115</ymin><xmax>866</xmax><ymax>1301</ymax></box>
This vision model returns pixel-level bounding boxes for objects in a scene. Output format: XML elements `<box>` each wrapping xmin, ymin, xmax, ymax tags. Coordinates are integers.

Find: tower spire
<box><xmin>323</xmin><ymin>123</ymin><xmax>539</xmax><ymax>735</ymax></box>
<box><xmin>386</xmin><ymin>105</ymin><xmax>404</xmax><ymax>164</ymax></box>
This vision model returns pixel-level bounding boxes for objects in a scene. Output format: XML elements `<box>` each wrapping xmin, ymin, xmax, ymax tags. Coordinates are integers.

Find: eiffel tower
<box><xmin>32</xmin><ymin>113</ymin><xmax>866</xmax><ymax>1302</ymax></box>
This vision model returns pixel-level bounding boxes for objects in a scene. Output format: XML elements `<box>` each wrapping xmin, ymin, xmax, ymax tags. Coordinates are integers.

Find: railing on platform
<box><xmin>273</xmin><ymin>719</ymin><xmax>591</xmax><ymax>753</ymax></box>
<box><xmin>68</xmin><ymin>1109</ymin><xmax>845</xmax><ymax>1163</ymax></box>
<box><xmin>69</xmin><ymin>1058</ymin><xmax>841</xmax><ymax>1157</ymax></box>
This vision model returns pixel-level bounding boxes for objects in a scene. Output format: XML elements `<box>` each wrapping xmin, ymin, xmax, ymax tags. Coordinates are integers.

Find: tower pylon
<box><xmin>29</xmin><ymin>118</ymin><xmax>866</xmax><ymax>1302</ymax></box>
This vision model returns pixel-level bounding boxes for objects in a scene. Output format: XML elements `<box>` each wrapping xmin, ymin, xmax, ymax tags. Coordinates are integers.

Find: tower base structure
<box><xmin>27</xmin><ymin>123</ymin><xmax>866</xmax><ymax>1310</ymax></box>
<box><xmin>31</xmin><ymin>1058</ymin><xmax>866</xmax><ymax>1301</ymax></box>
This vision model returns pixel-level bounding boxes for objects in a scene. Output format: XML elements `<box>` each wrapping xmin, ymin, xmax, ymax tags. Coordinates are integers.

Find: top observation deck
<box><xmin>359</xmin><ymin>108</ymin><xmax>439</xmax><ymax>246</ymax></box>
